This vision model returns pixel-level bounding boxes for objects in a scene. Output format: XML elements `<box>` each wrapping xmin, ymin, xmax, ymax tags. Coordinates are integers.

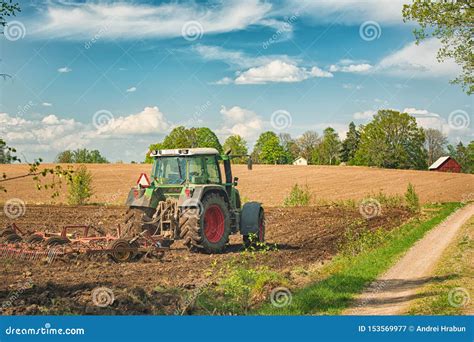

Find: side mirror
<box><xmin>233</xmin><ymin>176</ymin><xmax>239</xmax><ymax>186</ymax></box>
<box><xmin>247</xmin><ymin>158</ymin><xmax>253</xmax><ymax>170</ymax></box>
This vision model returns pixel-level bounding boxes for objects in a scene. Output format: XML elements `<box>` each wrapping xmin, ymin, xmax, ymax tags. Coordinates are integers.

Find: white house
<box><xmin>293</xmin><ymin>157</ymin><xmax>308</xmax><ymax>166</ymax></box>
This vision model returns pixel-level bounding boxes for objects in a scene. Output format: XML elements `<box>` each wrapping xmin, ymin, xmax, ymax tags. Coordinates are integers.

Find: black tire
<box><xmin>243</xmin><ymin>209</ymin><xmax>265</xmax><ymax>248</ymax></box>
<box><xmin>45</xmin><ymin>236</ymin><xmax>70</xmax><ymax>246</ymax></box>
<box><xmin>179</xmin><ymin>193</ymin><xmax>231</xmax><ymax>253</ymax></box>
<box><xmin>26</xmin><ymin>234</ymin><xmax>44</xmax><ymax>244</ymax></box>
<box><xmin>108</xmin><ymin>239</ymin><xmax>136</xmax><ymax>263</ymax></box>
<box><xmin>122</xmin><ymin>207</ymin><xmax>156</xmax><ymax>238</ymax></box>
<box><xmin>2</xmin><ymin>233</ymin><xmax>22</xmax><ymax>243</ymax></box>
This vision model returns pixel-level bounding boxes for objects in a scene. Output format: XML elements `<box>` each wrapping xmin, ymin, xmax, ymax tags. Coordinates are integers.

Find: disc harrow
<box><xmin>0</xmin><ymin>223</ymin><xmax>169</xmax><ymax>263</ymax></box>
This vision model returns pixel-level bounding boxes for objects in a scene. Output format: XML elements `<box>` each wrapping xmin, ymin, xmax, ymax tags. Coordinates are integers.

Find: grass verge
<box><xmin>257</xmin><ymin>202</ymin><xmax>463</xmax><ymax>315</ymax></box>
<box><xmin>407</xmin><ymin>216</ymin><xmax>473</xmax><ymax>315</ymax></box>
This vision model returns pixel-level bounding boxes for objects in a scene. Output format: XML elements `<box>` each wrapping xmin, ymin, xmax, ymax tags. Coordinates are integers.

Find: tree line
<box><xmin>145</xmin><ymin>109</ymin><xmax>473</xmax><ymax>173</ymax></box>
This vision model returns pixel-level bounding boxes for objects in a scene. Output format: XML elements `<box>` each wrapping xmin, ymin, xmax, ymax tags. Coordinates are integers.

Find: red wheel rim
<box><xmin>204</xmin><ymin>205</ymin><xmax>225</xmax><ymax>243</ymax></box>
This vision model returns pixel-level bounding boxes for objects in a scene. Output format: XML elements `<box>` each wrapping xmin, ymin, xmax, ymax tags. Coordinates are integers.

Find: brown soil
<box><xmin>0</xmin><ymin>204</ymin><xmax>412</xmax><ymax>315</ymax></box>
<box><xmin>1</xmin><ymin>164</ymin><xmax>473</xmax><ymax>206</ymax></box>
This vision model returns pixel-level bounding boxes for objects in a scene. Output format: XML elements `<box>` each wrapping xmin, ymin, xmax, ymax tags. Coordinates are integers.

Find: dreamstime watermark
<box><xmin>461</xmin><ymin>192</ymin><xmax>474</xmax><ymax>204</ymax></box>
<box><xmin>3</xmin><ymin>198</ymin><xmax>26</xmax><ymax>219</ymax></box>
<box><xmin>1</xmin><ymin>278</ymin><xmax>33</xmax><ymax>312</ymax></box>
<box><xmin>262</xmin><ymin>12</ymin><xmax>299</xmax><ymax>50</ymax></box>
<box><xmin>175</xmin><ymin>283</ymin><xmax>209</xmax><ymax>315</ymax></box>
<box><xmin>92</xmin><ymin>109</ymin><xmax>114</xmax><ymax>130</ymax></box>
<box><xmin>359</xmin><ymin>21</ymin><xmax>381</xmax><ymax>41</ymax></box>
<box><xmin>448</xmin><ymin>110</ymin><xmax>471</xmax><ymax>130</ymax></box>
<box><xmin>270</xmin><ymin>110</ymin><xmax>292</xmax><ymax>131</ymax></box>
<box><xmin>448</xmin><ymin>287</ymin><xmax>470</xmax><ymax>308</ymax></box>
<box><xmin>16</xmin><ymin>101</ymin><xmax>34</xmax><ymax>118</ymax></box>
<box><xmin>5</xmin><ymin>323</ymin><xmax>85</xmax><ymax>336</ymax></box>
<box><xmin>182</xmin><ymin>100</ymin><xmax>212</xmax><ymax>127</ymax></box>
<box><xmin>270</xmin><ymin>287</ymin><xmax>292</xmax><ymax>308</ymax></box>
<box><xmin>91</xmin><ymin>287</ymin><xmax>115</xmax><ymax>307</ymax></box>
<box><xmin>181</xmin><ymin>21</ymin><xmax>204</xmax><ymax>41</ymax></box>
<box><xmin>4</xmin><ymin>20</ymin><xmax>26</xmax><ymax>41</ymax></box>
<box><xmin>84</xmin><ymin>25</ymin><xmax>109</xmax><ymax>50</ymax></box>
<box><xmin>358</xmin><ymin>198</ymin><xmax>382</xmax><ymax>219</ymax></box>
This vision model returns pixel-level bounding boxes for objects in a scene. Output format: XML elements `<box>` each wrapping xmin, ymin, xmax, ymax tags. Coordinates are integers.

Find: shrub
<box><xmin>405</xmin><ymin>183</ymin><xmax>420</xmax><ymax>213</ymax></box>
<box><xmin>283</xmin><ymin>184</ymin><xmax>311</xmax><ymax>206</ymax></box>
<box><xmin>67</xmin><ymin>165</ymin><xmax>93</xmax><ymax>205</ymax></box>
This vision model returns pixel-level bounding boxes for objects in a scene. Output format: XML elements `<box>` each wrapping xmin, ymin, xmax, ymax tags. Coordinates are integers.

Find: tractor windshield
<box><xmin>152</xmin><ymin>155</ymin><xmax>221</xmax><ymax>184</ymax></box>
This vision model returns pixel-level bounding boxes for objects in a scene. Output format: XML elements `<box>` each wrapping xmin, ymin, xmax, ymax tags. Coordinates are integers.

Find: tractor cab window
<box><xmin>186</xmin><ymin>157</ymin><xmax>206</xmax><ymax>184</ymax></box>
<box><xmin>153</xmin><ymin>157</ymin><xmax>186</xmax><ymax>184</ymax></box>
<box><xmin>205</xmin><ymin>156</ymin><xmax>221</xmax><ymax>184</ymax></box>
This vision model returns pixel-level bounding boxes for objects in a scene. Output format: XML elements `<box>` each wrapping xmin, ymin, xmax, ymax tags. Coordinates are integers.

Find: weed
<box><xmin>405</xmin><ymin>183</ymin><xmax>420</xmax><ymax>213</ymax></box>
<box><xmin>283</xmin><ymin>184</ymin><xmax>311</xmax><ymax>207</ymax></box>
<box><xmin>67</xmin><ymin>165</ymin><xmax>93</xmax><ymax>205</ymax></box>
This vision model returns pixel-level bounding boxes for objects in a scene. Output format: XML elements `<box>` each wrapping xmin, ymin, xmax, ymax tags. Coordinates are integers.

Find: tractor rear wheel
<box><xmin>122</xmin><ymin>207</ymin><xmax>156</xmax><ymax>238</ymax></box>
<box><xmin>179</xmin><ymin>193</ymin><xmax>231</xmax><ymax>253</ymax></box>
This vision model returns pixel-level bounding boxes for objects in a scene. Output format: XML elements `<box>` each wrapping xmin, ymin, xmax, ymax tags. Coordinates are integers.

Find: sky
<box><xmin>0</xmin><ymin>0</ymin><xmax>472</xmax><ymax>162</ymax></box>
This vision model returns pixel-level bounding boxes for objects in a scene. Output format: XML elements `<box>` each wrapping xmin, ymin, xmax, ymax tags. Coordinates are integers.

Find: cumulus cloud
<box><xmin>353</xmin><ymin>110</ymin><xmax>376</xmax><ymax>120</ymax></box>
<box><xmin>126</xmin><ymin>86</ymin><xmax>137</xmax><ymax>93</ymax></box>
<box><xmin>218</xmin><ymin>106</ymin><xmax>263</xmax><ymax>139</ymax></box>
<box><xmin>220</xmin><ymin>60</ymin><xmax>332</xmax><ymax>85</ymax></box>
<box><xmin>42</xmin><ymin>102</ymin><xmax>53</xmax><ymax>107</ymax></box>
<box><xmin>329</xmin><ymin>63</ymin><xmax>372</xmax><ymax>73</ymax></box>
<box><xmin>31</xmin><ymin>1</ymin><xmax>275</xmax><ymax>40</ymax></box>
<box><xmin>57</xmin><ymin>66</ymin><xmax>72</xmax><ymax>73</ymax></box>
<box><xmin>375</xmin><ymin>38</ymin><xmax>460</xmax><ymax>78</ymax></box>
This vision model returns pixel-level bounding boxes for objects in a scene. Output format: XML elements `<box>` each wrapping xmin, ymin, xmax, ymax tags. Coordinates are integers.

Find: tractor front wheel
<box><xmin>179</xmin><ymin>193</ymin><xmax>231</xmax><ymax>253</ymax></box>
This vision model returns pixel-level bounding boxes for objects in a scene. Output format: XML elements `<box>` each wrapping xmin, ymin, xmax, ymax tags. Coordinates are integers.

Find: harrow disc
<box><xmin>45</xmin><ymin>236</ymin><xmax>70</xmax><ymax>246</ymax></box>
<box><xmin>108</xmin><ymin>239</ymin><xmax>136</xmax><ymax>263</ymax></box>
<box><xmin>2</xmin><ymin>233</ymin><xmax>22</xmax><ymax>243</ymax></box>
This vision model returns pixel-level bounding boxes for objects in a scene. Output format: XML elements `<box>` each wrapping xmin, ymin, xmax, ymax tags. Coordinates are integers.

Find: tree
<box><xmin>279</xmin><ymin>133</ymin><xmax>300</xmax><ymax>164</ymax></box>
<box><xmin>313</xmin><ymin>127</ymin><xmax>341</xmax><ymax>165</ymax></box>
<box><xmin>55</xmin><ymin>149</ymin><xmax>108</xmax><ymax>163</ymax></box>
<box><xmin>448</xmin><ymin>141</ymin><xmax>474</xmax><ymax>173</ymax></box>
<box><xmin>403</xmin><ymin>0</ymin><xmax>473</xmax><ymax>94</ymax></box>
<box><xmin>296</xmin><ymin>131</ymin><xmax>320</xmax><ymax>163</ymax></box>
<box><xmin>193</xmin><ymin>127</ymin><xmax>223</xmax><ymax>153</ymax></box>
<box><xmin>252</xmin><ymin>131</ymin><xmax>286</xmax><ymax>164</ymax></box>
<box><xmin>0</xmin><ymin>138</ymin><xmax>12</xmax><ymax>163</ymax></box>
<box><xmin>223</xmin><ymin>135</ymin><xmax>248</xmax><ymax>164</ymax></box>
<box><xmin>424</xmin><ymin>128</ymin><xmax>447</xmax><ymax>166</ymax></box>
<box><xmin>67</xmin><ymin>165</ymin><xmax>93</xmax><ymax>205</ymax></box>
<box><xmin>354</xmin><ymin>110</ymin><xmax>427</xmax><ymax>170</ymax></box>
<box><xmin>340</xmin><ymin>122</ymin><xmax>360</xmax><ymax>163</ymax></box>
<box><xmin>162</xmin><ymin>126</ymin><xmax>194</xmax><ymax>149</ymax></box>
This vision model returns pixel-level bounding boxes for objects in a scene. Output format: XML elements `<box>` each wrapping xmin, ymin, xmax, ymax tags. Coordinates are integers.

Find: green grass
<box><xmin>257</xmin><ymin>202</ymin><xmax>463</xmax><ymax>315</ymax></box>
<box><xmin>407</xmin><ymin>217</ymin><xmax>473</xmax><ymax>315</ymax></box>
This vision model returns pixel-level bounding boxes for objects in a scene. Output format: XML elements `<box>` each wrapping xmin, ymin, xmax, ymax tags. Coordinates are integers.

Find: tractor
<box><xmin>122</xmin><ymin>148</ymin><xmax>264</xmax><ymax>253</ymax></box>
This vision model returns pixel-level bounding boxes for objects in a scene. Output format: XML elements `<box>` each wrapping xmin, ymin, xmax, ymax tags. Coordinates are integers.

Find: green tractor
<box><xmin>123</xmin><ymin>148</ymin><xmax>264</xmax><ymax>253</ymax></box>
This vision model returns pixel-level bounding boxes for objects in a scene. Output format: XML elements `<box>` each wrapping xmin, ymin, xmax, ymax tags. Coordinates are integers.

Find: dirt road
<box><xmin>345</xmin><ymin>203</ymin><xmax>474</xmax><ymax>315</ymax></box>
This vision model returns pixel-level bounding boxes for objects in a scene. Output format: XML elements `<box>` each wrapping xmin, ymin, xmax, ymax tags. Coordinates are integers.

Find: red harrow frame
<box><xmin>0</xmin><ymin>223</ymin><xmax>169</xmax><ymax>263</ymax></box>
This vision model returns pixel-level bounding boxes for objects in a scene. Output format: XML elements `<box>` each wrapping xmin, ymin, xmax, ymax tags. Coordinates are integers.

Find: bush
<box><xmin>67</xmin><ymin>165</ymin><xmax>93</xmax><ymax>205</ymax></box>
<box><xmin>405</xmin><ymin>183</ymin><xmax>420</xmax><ymax>213</ymax></box>
<box><xmin>283</xmin><ymin>184</ymin><xmax>311</xmax><ymax>206</ymax></box>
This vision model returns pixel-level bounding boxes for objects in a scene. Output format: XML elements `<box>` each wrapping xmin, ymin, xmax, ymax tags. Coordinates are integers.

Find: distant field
<box><xmin>0</xmin><ymin>164</ymin><xmax>473</xmax><ymax>206</ymax></box>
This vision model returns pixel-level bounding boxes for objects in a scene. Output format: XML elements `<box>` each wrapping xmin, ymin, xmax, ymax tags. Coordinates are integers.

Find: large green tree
<box><xmin>223</xmin><ymin>135</ymin><xmax>248</xmax><ymax>164</ymax></box>
<box><xmin>403</xmin><ymin>0</ymin><xmax>473</xmax><ymax>94</ymax></box>
<box><xmin>313</xmin><ymin>127</ymin><xmax>341</xmax><ymax>165</ymax></box>
<box><xmin>354</xmin><ymin>110</ymin><xmax>427</xmax><ymax>170</ymax></box>
<box><xmin>340</xmin><ymin>121</ymin><xmax>360</xmax><ymax>164</ymax></box>
<box><xmin>448</xmin><ymin>141</ymin><xmax>474</xmax><ymax>173</ymax></box>
<box><xmin>252</xmin><ymin>131</ymin><xmax>286</xmax><ymax>164</ymax></box>
<box><xmin>55</xmin><ymin>149</ymin><xmax>109</xmax><ymax>163</ymax></box>
<box><xmin>279</xmin><ymin>133</ymin><xmax>300</xmax><ymax>164</ymax></box>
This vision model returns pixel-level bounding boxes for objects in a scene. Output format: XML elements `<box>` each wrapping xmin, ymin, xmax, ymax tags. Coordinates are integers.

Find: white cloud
<box><xmin>375</xmin><ymin>38</ymin><xmax>460</xmax><ymax>78</ymax></box>
<box><xmin>97</xmin><ymin>106</ymin><xmax>170</xmax><ymax>135</ymax></box>
<box><xmin>218</xmin><ymin>106</ymin><xmax>263</xmax><ymax>139</ymax></box>
<box><xmin>32</xmin><ymin>1</ymin><xmax>275</xmax><ymax>40</ymax></box>
<box><xmin>353</xmin><ymin>110</ymin><xmax>376</xmax><ymax>120</ymax></box>
<box><xmin>342</xmin><ymin>83</ymin><xmax>363</xmax><ymax>90</ymax></box>
<box><xmin>42</xmin><ymin>102</ymin><xmax>53</xmax><ymax>107</ymax></box>
<box><xmin>402</xmin><ymin>107</ymin><xmax>448</xmax><ymax>134</ymax></box>
<box><xmin>220</xmin><ymin>60</ymin><xmax>332</xmax><ymax>85</ymax></box>
<box><xmin>126</xmin><ymin>86</ymin><xmax>137</xmax><ymax>93</ymax></box>
<box><xmin>283</xmin><ymin>0</ymin><xmax>407</xmax><ymax>25</ymax></box>
<box><xmin>330</xmin><ymin>63</ymin><xmax>372</xmax><ymax>73</ymax></box>
<box><xmin>57</xmin><ymin>67</ymin><xmax>72</xmax><ymax>73</ymax></box>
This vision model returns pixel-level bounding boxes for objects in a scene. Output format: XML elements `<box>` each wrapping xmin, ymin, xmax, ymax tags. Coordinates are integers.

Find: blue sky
<box><xmin>0</xmin><ymin>0</ymin><xmax>472</xmax><ymax>162</ymax></box>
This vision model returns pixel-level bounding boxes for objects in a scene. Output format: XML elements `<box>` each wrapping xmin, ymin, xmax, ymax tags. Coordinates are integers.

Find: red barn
<box><xmin>428</xmin><ymin>156</ymin><xmax>462</xmax><ymax>173</ymax></box>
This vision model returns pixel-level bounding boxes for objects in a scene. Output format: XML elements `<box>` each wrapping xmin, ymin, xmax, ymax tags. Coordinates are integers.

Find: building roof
<box><xmin>429</xmin><ymin>156</ymin><xmax>451</xmax><ymax>170</ymax></box>
<box><xmin>294</xmin><ymin>157</ymin><xmax>307</xmax><ymax>162</ymax></box>
<box><xmin>150</xmin><ymin>148</ymin><xmax>219</xmax><ymax>157</ymax></box>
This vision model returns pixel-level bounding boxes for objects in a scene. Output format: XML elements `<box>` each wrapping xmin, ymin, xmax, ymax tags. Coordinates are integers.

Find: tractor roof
<box><xmin>150</xmin><ymin>148</ymin><xmax>219</xmax><ymax>157</ymax></box>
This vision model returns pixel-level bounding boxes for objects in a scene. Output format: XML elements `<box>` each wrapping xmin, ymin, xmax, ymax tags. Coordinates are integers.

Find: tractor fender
<box><xmin>178</xmin><ymin>186</ymin><xmax>229</xmax><ymax>207</ymax></box>
<box><xmin>240</xmin><ymin>202</ymin><xmax>263</xmax><ymax>235</ymax></box>
<box><xmin>125</xmin><ymin>186</ymin><xmax>161</xmax><ymax>209</ymax></box>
